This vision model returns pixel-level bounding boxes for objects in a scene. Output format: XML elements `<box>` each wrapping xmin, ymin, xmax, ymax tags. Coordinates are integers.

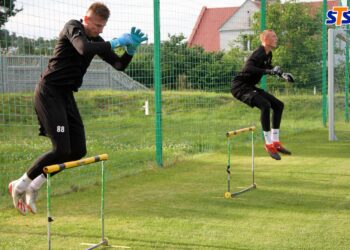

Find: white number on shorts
<box><xmin>57</xmin><ymin>126</ymin><xmax>65</xmax><ymax>133</ymax></box>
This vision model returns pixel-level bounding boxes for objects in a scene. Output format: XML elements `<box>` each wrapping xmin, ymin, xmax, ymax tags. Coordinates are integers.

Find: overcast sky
<box><xmin>3</xmin><ymin>0</ymin><xmax>347</xmax><ymax>42</ymax></box>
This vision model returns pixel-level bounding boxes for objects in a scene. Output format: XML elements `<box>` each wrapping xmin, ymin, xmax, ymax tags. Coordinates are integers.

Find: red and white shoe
<box><xmin>8</xmin><ymin>180</ymin><xmax>28</xmax><ymax>215</ymax></box>
<box><xmin>26</xmin><ymin>187</ymin><xmax>39</xmax><ymax>214</ymax></box>
<box><xmin>264</xmin><ymin>144</ymin><xmax>281</xmax><ymax>160</ymax></box>
<box><xmin>273</xmin><ymin>141</ymin><xmax>292</xmax><ymax>155</ymax></box>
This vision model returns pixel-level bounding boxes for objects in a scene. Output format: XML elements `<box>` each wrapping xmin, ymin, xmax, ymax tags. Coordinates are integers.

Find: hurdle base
<box><xmin>231</xmin><ymin>183</ymin><xmax>256</xmax><ymax>198</ymax></box>
<box><xmin>82</xmin><ymin>238</ymin><xmax>109</xmax><ymax>250</ymax></box>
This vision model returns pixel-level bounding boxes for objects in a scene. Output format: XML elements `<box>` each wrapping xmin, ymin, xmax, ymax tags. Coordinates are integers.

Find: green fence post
<box><xmin>154</xmin><ymin>0</ymin><xmax>163</xmax><ymax>166</ymax></box>
<box><xmin>260</xmin><ymin>0</ymin><xmax>267</xmax><ymax>91</ymax></box>
<box><xmin>346</xmin><ymin>0</ymin><xmax>350</xmax><ymax>123</ymax></box>
<box><xmin>260</xmin><ymin>0</ymin><xmax>267</xmax><ymax>141</ymax></box>
<box><xmin>322</xmin><ymin>0</ymin><xmax>328</xmax><ymax>127</ymax></box>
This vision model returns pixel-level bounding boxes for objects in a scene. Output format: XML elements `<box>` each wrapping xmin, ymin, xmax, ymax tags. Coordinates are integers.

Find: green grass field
<box><xmin>0</xmin><ymin>91</ymin><xmax>349</xmax><ymax>249</ymax></box>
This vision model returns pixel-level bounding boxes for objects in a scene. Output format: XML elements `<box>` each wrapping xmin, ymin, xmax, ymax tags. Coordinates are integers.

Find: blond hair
<box><xmin>87</xmin><ymin>2</ymin><xmax>110</xmax><ymax>20</ymax></box>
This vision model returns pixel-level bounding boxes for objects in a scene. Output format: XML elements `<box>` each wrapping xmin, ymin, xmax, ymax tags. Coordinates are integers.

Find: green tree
<box><xmin>16</xmin><ymin>36</ymin><xmax>35</xmax><ymax>54</ymax></box>
<box><xmin>0</xmin><ymin>0</ymin><xmax>22</xmax><ymax>27</ymax></box>
<box><xmin>159</xmin><ymin>34</ymin><xmax>241</xmax><ymax>91</ymax></box>
<box><xmin>126</xmin><ymin>44</ymin><xmax>154</xmax><ymax>88</ymax></box>
<box><xmin>131</xmin><ymin>34</ymin><xmax>250</xmax><ymax>91</ymax></box>
<box><xmin>33</xmin><ymin>37</ymin><xmax>56</xmax><ymax>55</ymax></box>
<box><xmin>160</xmin><ymin>33</ymin><xmax>188</xmax><ymax>89</ymax></box>
<box><xmin>251</xmin><ymin>0</ymin><xmax>323</xmax><ymax>89</ymax></box>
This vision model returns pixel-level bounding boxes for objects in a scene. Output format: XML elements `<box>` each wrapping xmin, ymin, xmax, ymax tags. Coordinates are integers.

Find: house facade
<box><xmin>219</xmin><ymin>0</ymin><xmax>260</xmax><ymax>51</ymax></box>
<box><xmin>188</xmin><ymin>0</ymin><xmax>340</xmax><ymax>52</ymax></box>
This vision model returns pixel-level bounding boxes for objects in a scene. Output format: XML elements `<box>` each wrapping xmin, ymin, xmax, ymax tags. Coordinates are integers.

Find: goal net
<box><xmin>327</xmin><ymin>28</ymin><xmax>350</xmax><ymax>141</ymax></box>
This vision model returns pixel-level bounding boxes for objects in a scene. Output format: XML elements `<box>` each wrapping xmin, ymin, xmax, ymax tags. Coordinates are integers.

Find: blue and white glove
<box><xmin>109</xmin><ymin>33</ymin><xmax>134</xmax><ymax>50</ymax></box>
<box><xmin>126</xmin><ymin>27</ymin><xmax>148</xmax><ymax>55</ymax></box>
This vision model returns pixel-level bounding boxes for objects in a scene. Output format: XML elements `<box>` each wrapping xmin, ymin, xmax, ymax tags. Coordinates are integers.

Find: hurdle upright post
<box><xmin>251</xmin><ymin>127</ymin><xmax>255</xmax><ymax>186</ymax></box>
<box><xmin>224</xmin><ymin>126</ymin><xmax>256</xmax><ymax>199</ymax></box>
<box><xmin>44</xmin><ymin>154</ymin><xmax>109</xmax><ymax>250</ymax></box>
<box><xmin>47</xmin><ymin>172</ymin><xmax>52</xmax><ymax>250</ymax></box>
<box><xmin>226</xmin><ymin>138</ymin><xmax>231</xmax><ymax>196</ymax></box>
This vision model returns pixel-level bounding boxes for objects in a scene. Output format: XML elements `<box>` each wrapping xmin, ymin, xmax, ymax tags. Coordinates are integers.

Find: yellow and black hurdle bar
<box><xmin>44</xmin><ymin>154</ymin><xmax>108</xmax><ymax>250</ymax></box>
<box><xmin>224</xmin><ymin>127</ymin><xmax>256</xmax><ymax>199</ymax></box>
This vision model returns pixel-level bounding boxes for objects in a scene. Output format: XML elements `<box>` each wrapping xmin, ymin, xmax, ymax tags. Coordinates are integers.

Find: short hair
<box><xmin>87</xmin><ymin>2</ymin><xmax>110</xmax><ymax>20</ymax></box>
<box><xmin>260</xmin><ymin>29</ymin><xmax>274</xmax><ymax>42</ymax></box>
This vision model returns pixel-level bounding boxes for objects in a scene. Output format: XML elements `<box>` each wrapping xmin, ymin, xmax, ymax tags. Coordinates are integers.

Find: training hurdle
<box><xmin>43</xmin><ymin>154</ymin><xmax>108</xmax><ymax>250</ymax></box>
<box><xmin>224</xmin><ymin>127</ymin><xmax>256</xmax><ymax>199</ymax></box>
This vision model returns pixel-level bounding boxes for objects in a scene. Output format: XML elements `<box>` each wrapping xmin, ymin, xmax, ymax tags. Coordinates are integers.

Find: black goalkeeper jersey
<box><xmin>39</xmin><ymin>19</ymin><xmax>132</xmax><ymax>91</ymax></box>
<box><xmin>232</xmin><ymin>45</ymin><xmax>273</xmax><ymax>87</ymax></box>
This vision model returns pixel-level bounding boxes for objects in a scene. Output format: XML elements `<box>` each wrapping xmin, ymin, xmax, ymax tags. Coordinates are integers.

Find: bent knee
<box><xmin>70</xmin><ymin>147</ymin><xmax>87</xmax><ymax>161</ymax></box>
<box><xmin>260</xmin><ymin>102</ymin><xmax>271</xmax><ymax>112</ymax></box>
<box><xmin>53</xmin><ymin>147</ymin><xmax>72</xmax><ymax>161</ymax></box>
<box><xmin>274</xmin><ymin>101</ymin><xmax>284</xmax><ymax>112</ymax></box>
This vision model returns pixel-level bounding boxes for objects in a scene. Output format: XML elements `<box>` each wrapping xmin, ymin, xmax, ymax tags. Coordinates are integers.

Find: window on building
<box><xmin>242</xmin><ymin>35</ymin><xmax>252</xmax><ymax>51</ymax></box>
<box><xmin>247</xmin><ymin>11</ymin><xmax>251</xmax><ymax>27</ymax></box>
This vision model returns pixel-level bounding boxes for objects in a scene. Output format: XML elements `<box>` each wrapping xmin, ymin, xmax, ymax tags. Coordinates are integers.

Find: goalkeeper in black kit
<box><xmin>8</xmin><ymin>2</ymin><xmax>148</xmax><ymax>215</ymax></box>
<box><xmin>231</xmin><ymin>29</ymin><xmax>294</xmax><ymax>161</ymax></box>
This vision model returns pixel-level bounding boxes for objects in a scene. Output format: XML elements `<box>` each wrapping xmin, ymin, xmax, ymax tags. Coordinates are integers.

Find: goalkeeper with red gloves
<box><xmin>8</xmin><ymin>2</ymin><xmax>148</xmax><ymax>215</ymax></box>
<box><xmin>231</xmin><ymin>29</ymin><xmax>294</xmax><ymax>160</ymax></box>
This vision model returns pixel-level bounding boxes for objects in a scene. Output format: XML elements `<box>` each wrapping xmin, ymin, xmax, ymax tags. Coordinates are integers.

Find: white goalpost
<box><xmin>327</xmin><ymin>28</ymin><xmax>350</xmax><ymax>141</ymax></box>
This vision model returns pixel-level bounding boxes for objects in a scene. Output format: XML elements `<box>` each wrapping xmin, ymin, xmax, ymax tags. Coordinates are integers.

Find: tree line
<box><xmin>128</xmin><ymin>1</ymin><xmax>327</xmax><ymax>91</ymax></box>
<box><xmin>0</xmin><ymin>1</ymin><xmax>333</xmax><ymax>90</ymax></box>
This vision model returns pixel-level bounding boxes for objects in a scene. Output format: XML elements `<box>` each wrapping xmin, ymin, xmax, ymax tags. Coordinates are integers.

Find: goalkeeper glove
<box><xmin>126</xmin><ymin>27</ymin><xmax>148</xmax><ymax>55</ymax></box>
<box><xmin>281</xmin><ymin>72</ymin><xmax>295</xmax><ymax>82</ymax></box>
<box><xmin>109</xmin><ymin>33</ymin><xmax>134</xmax><ymax>49</ymax></box>
<box><xmin>266</xmin><ymin>66</ymin><xmax>282</xmax><ymax>76</ymax></box>
<box><xmin>130</xmin><ymin>27</ymin><xmax>148</xmax><ymax>44</ymax></box>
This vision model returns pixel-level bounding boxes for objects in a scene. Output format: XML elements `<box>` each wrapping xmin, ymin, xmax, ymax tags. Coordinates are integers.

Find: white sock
<box><xmin>263</xmin><ymin>131</ymin><xmax>272</xmax><ymax>144</ymax></box>
<box><xmin>16</xmin><ymin>173</ymin><xmax>32</xmax><ymax>193</ymax></box>
<box><xmin>271</xmin><ymin>129</ymin><xmax>280</xmax><ymax>142</ymax></box>
<box><xmin>29</xmin><ymin>174</ymin><xmax>47</xmax><ymax>191</ymax></box>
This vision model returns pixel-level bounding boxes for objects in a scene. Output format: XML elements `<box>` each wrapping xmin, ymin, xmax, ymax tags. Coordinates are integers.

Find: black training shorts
<box><xmin>34</xmin><ymin>83</ymin><xmax>85</xmax><ymax>141</ymax></box>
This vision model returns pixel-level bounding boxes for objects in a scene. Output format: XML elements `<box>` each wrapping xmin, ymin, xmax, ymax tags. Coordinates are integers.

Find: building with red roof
<box><xmin>188</xmin><ymin>0</ymin><xmax>340</xmax><ymax>52</ymax></box>
<box><xmin>187</xmin><ymin>7</ymin><xmax>240</xmax><ymax>52</ymax></box>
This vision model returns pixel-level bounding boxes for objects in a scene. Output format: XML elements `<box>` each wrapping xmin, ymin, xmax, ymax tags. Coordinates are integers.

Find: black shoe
<box><xmin>264</xmin><ymin>144</ymin><xmax>281</xmax><ymax>160</ymax></box>
<box><xmin>273</xmin><ymin>142</ymin><xmax>292</xmax><ymax>155</ymax></box>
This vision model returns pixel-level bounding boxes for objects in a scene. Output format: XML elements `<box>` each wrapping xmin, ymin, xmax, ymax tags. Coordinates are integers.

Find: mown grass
<box><xmin>0</xmin><ymin>90</ymin><xmax>347</xmax><ymax>199</ymax></box>
<box><xmin>0</xmin><ymin>127</ymin><xmax>349</xmax><ymax>249</ymax></box>
<box><xmin>0</xmin><ymin>92</ymin><xmax>313</xmax><ymax>189</ymax></box>
<box><xmin>0</xmin><ymin>90</ymin><xmax>349</xmax><ymax>249</ymax></box>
